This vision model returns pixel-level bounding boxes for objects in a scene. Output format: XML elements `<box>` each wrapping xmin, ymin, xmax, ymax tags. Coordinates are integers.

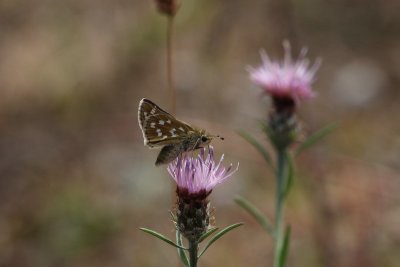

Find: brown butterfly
<box><xmin>138</xmin><ymin>98</ymin><xmax>223</xmax><ymax>165</ymax></box>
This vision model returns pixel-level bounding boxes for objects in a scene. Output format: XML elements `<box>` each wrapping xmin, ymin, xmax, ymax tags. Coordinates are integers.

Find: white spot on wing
<box><xmin>163</xmin><ymin>136</ymin><xmax>168</xmax><ymax>139</ymax></box>
<box><xmin>150</xmin><ymin>122</ymin><xmax>156</xmax><ymax>128</ymax></box>
<box><xmin>169</xmin><ymin>128</ymin><xmax>176</xmax><ymax>134</ymax></box>
<box><xmin>159</xmin><ymin>120</ymin><xmax>165</xmax><ymax>125</ymax></box>
<box><xmin>157</xmin><ymin>132</ymin><xmax>162</xmax><ymax>137</ymax></box>
<box><xmin>179</xmin><ymin>127</ymin><xmax>185</xmax><ymax>132</ymax></box>
<box><xmin>166</xmin><ymin>120</ymin><xmax>171</xmax><ymax>124</ymax></box>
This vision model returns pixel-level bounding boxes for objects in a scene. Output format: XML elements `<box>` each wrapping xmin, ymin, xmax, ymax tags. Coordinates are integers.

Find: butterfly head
<box><xmin>199</xmin><ymin>134</ymin><xmax>212</xmax><ymax>146</ymax></box>
<box><xmin>198</xmin><ymin>132</ymin><xmax>224</xmax><ymax>147</ymax></box>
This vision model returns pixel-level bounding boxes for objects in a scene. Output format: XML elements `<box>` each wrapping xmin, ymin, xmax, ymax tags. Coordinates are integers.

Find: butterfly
<box><xmin>138</xmin><ymin>98</ymin><xmax>223</xmax><ymax>165</ymax></box>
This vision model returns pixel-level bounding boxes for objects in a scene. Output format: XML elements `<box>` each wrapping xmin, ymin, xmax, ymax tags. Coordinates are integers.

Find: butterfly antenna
<box><xmin>214</xmin><ymin>135</ymin><xmax>224</xmax><ymax>140</ymax></box>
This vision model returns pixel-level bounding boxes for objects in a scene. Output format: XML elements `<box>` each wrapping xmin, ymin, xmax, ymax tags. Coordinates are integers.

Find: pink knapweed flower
<box><xmin>168</xmin><ymin>146</ymin><xmax>238</xmax><ymax>240</ymax></box>
<box><xmin>167</xmin><ymin>146</ymin><xmax>238</xmax><ymax>195</ymax></box>
<box><xmin>248</xmin><ymin>41</ymin><xmax>321</xmax><ymax>104</ymax></box>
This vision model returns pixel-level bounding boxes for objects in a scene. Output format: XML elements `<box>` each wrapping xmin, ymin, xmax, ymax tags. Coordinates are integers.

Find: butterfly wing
<box><xmin>138</xmin><ymin>98</ymin><xmax>196</xmax><ymax>147</ymax></box>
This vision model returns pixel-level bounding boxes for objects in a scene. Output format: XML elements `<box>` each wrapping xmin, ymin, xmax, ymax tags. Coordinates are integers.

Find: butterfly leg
<box><xmin>155</xmin><ymin>144</ymin><xmax>182</xmax><ymax>165</ymax></box>
<box><xmin>191</xmin><ymin>138</ymin><xmax>201</xmax><ymax>151</ymax></box>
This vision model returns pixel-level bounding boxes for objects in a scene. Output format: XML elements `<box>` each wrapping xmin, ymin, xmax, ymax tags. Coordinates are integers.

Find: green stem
<box><xmin>166</xmin><ymin>15</ymin><xmax>176</xmax><ymax>115</ymax></box>
<box><xmin>189</xmin><ymin>239</ymin><xmax>198</xmax><ymax>267</ymax></box>
<box><xmin>273</xmin><ymin>150</ymin><xmax>286</xmax><ymax>267</ymax></box>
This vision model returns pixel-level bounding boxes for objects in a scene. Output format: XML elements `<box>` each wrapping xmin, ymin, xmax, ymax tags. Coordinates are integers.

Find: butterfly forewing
<box><xmin>138</xmin><ymin>99</ymin><xmax>196</xmax><ymax>147</ymax></box>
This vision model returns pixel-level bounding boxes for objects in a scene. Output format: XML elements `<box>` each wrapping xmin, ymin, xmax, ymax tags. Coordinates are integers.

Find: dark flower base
<box><xmin>266</xmin><ymin>96</ymin><xmax>298</xmax><ymax>151</ymax></box>
<box><xmin>272</xmin><ymin>96</ymin><xmax>296</xmax><ymax>114</ymax></box>
<box><xmin>176</xmin><ymin>188</ymin><xmax>210</xmax><ymax>241</ymax></box>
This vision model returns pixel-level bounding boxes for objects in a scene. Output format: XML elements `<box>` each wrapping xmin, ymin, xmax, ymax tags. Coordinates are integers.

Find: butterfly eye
<box><xmin>201</xmin><ymin>136</ymin><xmax>208</xmax><ymax>142</ymax></box>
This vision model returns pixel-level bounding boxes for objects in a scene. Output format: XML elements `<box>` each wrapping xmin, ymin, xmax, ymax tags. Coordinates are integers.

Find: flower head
<box><xmin>248</xmin><ymin>41</ymin><xmax>321</xmax><ymax>105</ymax></box>
<box><xmin>168</xmin><ymin>146</ymin><xmax>238</xmax><ymax>196</ymax></box>
<box><xmin>168</xmin><ymin>146</ymin><xmax>238</xmax><ymax>241</ymax></box>
<box><xmin>154</xmin><ymin>0</ymin><xmax>179</xmax><ymax>16</ymax></box>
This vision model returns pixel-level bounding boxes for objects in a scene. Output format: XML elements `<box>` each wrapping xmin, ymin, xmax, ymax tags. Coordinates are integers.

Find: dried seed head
<box><xmin>154</xmin><ymin>0</ymin><xmax>179</xmax><ymax>16</ymax></box>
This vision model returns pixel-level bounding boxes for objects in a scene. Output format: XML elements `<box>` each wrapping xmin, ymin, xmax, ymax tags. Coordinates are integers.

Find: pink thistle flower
<box><xmin>248</xmin><ymin>41</ymin><xmax>321</xmax><ymax>104</ymax></box>
<box><xmin>168</xmin><ymin>146</ymin><xmax>238</xmax><ymax>240</ymax></box>
<box><xmin>168</xmin><ymin>146</ymin><xmax>238</xmax><ymax>196</ymax></box>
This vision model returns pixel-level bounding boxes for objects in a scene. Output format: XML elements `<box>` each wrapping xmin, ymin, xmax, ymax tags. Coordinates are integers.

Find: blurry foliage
<box><xmin>32</xmin><ymin>189</ymin><xmax>118</xmax><ymax>260</ymax></box>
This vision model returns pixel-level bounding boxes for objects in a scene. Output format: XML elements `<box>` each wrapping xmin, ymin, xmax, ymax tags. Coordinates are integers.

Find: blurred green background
<box><xmin>0</xmin><ymin>0</ymin><xmax>399</xmax><ymax>266</ymax></box>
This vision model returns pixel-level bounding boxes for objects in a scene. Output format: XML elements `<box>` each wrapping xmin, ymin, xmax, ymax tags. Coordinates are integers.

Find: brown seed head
<box><xmin>154</xmin><ymin>0</ymin><xmax>179</xmax><ymax>16</ymax></box>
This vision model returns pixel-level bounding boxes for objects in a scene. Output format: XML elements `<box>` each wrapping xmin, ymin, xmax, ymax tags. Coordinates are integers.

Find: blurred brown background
<box><xmin>0</xmin><ymin>0</ymin><xmax>399</xmax><ymax>266</ymax></box>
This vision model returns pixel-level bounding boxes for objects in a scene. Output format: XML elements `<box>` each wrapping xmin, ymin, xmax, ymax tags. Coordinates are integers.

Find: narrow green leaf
<box><xmin>278</xmin><ymin>226</ymin><xmax>291</xmax><ymax>267</ymax></box>
<box><xmin>176</xmin><ymin>230</ymin><xmax>189</xmax><ymax>267</ymax></box>
<box><xmin>198</xmin><ymin>227</ymin><xmax>218</xmax><ymax>244</ymax></box>
<box><xmin>139</xmin><ymin>228</ymin><xmax>187</xmax><ymax>250</ymax></box>
<box><xmin>283</xmin><ymin>153</ymin><xmax>294</xmax><ymax>199</ymax></box>
<box><xmin>295</xmin><ymin>123</ymin><xmax>338</xmax><ymax>157</ymax></box>
<box><xmin>238</xmin><ymin>130</ymin><xmax>273</xmax><ymax>168</ymax></box>
<box><xmin>234</xmin><ymin>196</ymin><xmax>274</xmax><ymax>237</ymax></box>
<box><xmin>198</xmin><ymin>223</ymin><xmax>243</xmax><ymax>259</ymax></box>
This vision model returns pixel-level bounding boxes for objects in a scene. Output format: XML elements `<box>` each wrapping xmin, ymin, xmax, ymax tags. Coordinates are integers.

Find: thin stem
<box><xmin>189</xmin><ymin>239</ymin><xmax>198</xmax><ymax>267</ymax></box>
<box><xmin>166</xmin><ymin>15</ymin><xmax>176</xmax><ymax>115</ymax></box>
<box><xmin>167</xmin><ymin>16</ymin><xmax>179</xmax><ymax>266</ymax></box>
<box><xmin>273</xmin><ymin>150</ymin><xmax>286</xmax><ymax>267</ymax></box>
